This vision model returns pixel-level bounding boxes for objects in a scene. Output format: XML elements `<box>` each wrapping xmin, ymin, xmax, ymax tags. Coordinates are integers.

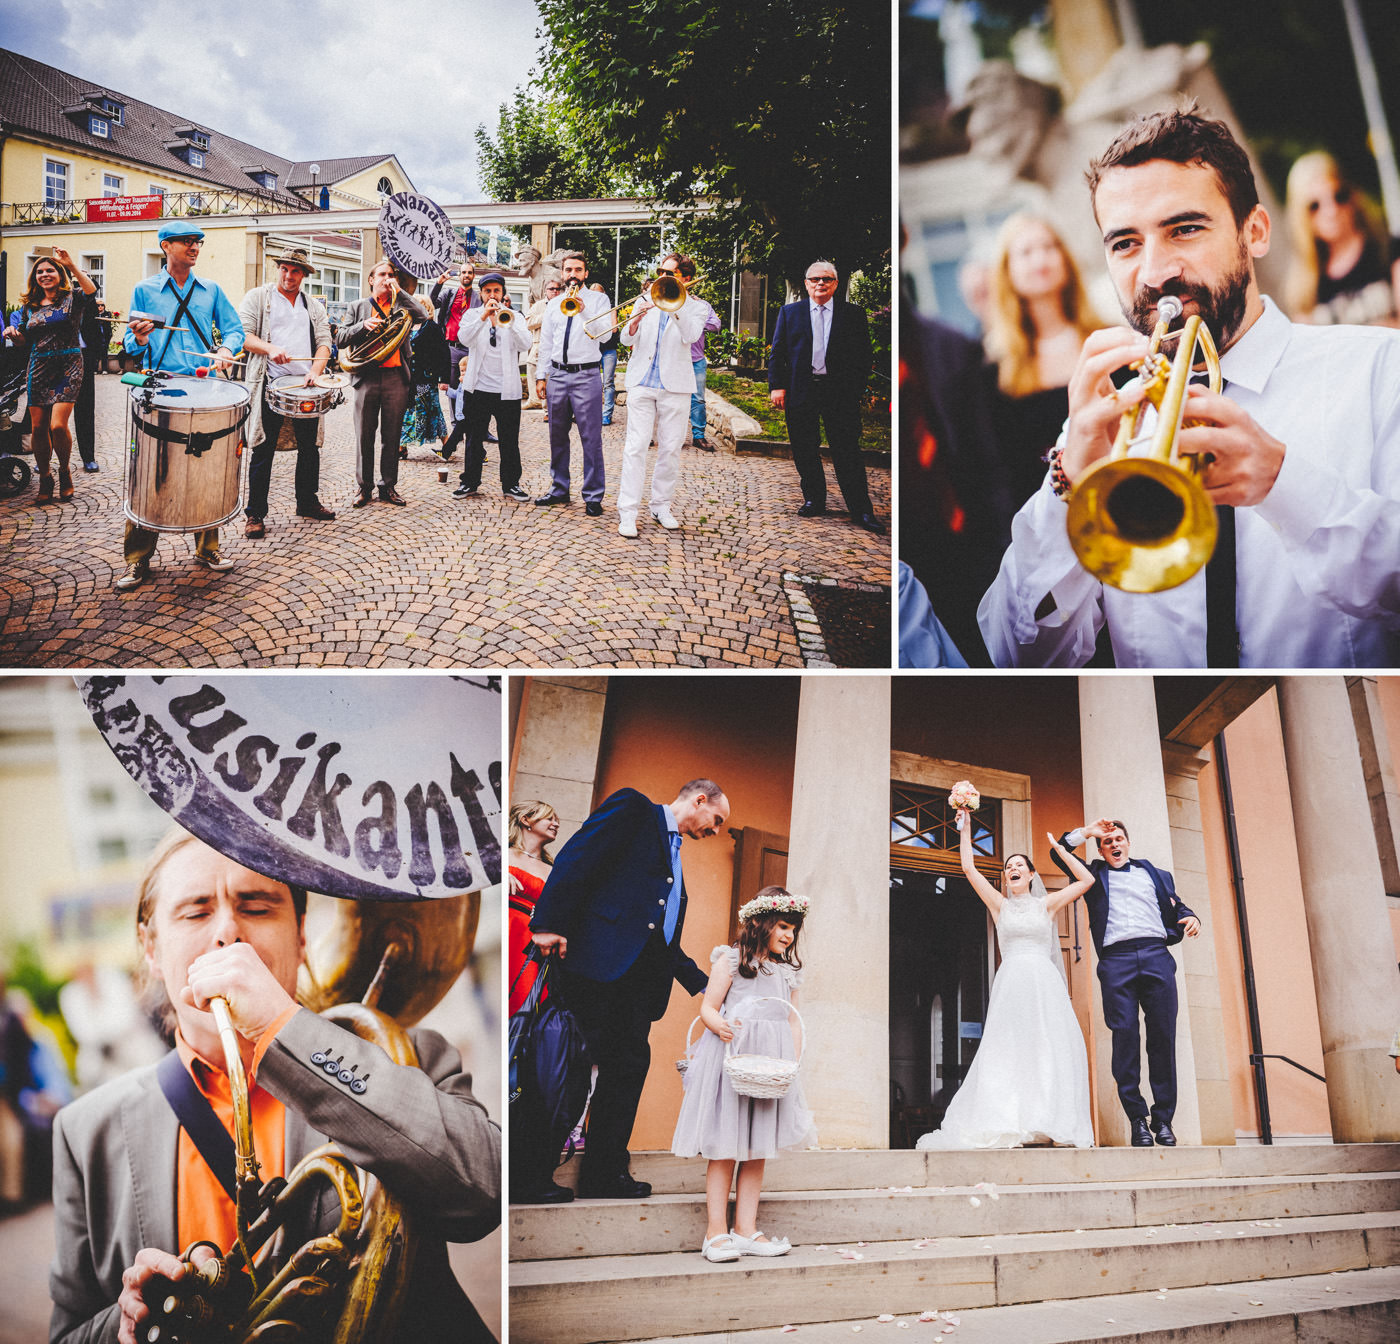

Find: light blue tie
<box><xmin>663</xmin><ymin>831</ymin><xmax>683</xmax><ymax>942</ymax></box>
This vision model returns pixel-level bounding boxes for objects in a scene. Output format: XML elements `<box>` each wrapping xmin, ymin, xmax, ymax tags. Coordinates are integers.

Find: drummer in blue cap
<box><xmin>117</xmin><ymin>222</ymin><xmax>246</xmax><ymax>590</ymax></box>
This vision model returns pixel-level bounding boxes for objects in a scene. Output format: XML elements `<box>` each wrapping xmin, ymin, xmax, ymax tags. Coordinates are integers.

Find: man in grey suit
<box><xmin>49</xmin><ymin>832</ymin><xmax>499</xmax><ymax>1344</ymax></box>
<box><xmin>338</xmin><ymin>260</ymin><xmax>432</xmax><ymax>507</ymax></box>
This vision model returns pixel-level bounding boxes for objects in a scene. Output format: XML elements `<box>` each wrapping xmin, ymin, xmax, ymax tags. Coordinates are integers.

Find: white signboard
<box><xmin>77</xmin><ymin>675</ymin><xmax>501</xmax><ymax>900</ymax></box>
<box><xmin>378</xmin><ymin>192</ymin><xmax>455</xmax><ymax>281</ymax></box>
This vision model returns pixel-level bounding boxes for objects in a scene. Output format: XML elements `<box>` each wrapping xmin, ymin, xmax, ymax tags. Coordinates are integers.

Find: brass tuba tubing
<box><xmin>1064</xmin><ymin>296</ymin><xmax>1220</xmax><ymax>593</ymax></box>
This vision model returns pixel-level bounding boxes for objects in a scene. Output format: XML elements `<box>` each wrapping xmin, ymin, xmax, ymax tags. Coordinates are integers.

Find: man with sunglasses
<box><xmin>768</xmin><ymin>260</ymin><xmax>883</xmax><ymax>534</ymax></box>
<box><xmin>117</xmin><ymin>223</ymin><xmax>245</xmax><ymax>591</ymax></box>
<box><xmin>527</xmin><ymin>780</ymin><xmax>729</xmax><ymax>1202</ymax></box>
<box><xmin>615</xmin><ymin>253</ymin><xmax>710</xmax><ymax>536</ymax></box>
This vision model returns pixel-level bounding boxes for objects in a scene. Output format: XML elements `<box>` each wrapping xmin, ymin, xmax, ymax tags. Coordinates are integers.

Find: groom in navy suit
<box><xmin>1052</xmin><ymin>819</ymin><xmax>1200</xmax><ymax>1147</ymax></box>
<box><xmin>768</xmin><ymin>260</ymin><xmax>883</xmax><ymax>534</ymax></box>
<box><xmin>530</xmin><ymin>779</ymin><xmax>730</xmax><ymax>1200</ymax></box>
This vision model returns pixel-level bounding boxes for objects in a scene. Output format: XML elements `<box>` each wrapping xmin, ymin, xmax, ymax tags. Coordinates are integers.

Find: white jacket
<box><xmin>457</xmin><ymin>306</ymin><xmax>532</xmax><ymax>398</ymax></box>
<box><xmin>621</xmin><ymin>294</ymin><xmax>707</xmax><ymax>393</ymax></box>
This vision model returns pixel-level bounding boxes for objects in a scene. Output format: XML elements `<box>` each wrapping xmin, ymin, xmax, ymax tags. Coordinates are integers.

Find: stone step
<box><xmin>636</xmin><ymin>1265</ymin><xmax>1400</xmax><ymax>1344</ymax></box>
<box><xmin>511</xmin><ymin>1171</ymin><xmax>1400</xmax><ymax>1261</ymax></box>
<box><xmin>544</xmin><ymin>1144</ymin><xmax>1400</xmax><ymax>1197</ymax></box>
<box><xmin>507</xmin><ymin>1210</ymin><xmax>1400</xmax><ymax>1344</ymax></box>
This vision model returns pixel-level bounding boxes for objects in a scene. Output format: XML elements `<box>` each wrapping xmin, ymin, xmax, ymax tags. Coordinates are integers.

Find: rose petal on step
<box><xmin>1324</xmin><ymin>1287</ymin><xmax>1336</xmax><ymax>1293</ymax></box>
<box><xmin>968</xmin><ymin>1196</ymin><xmax>980</xmax><ymax>1207</ymax></box>
<box><xmin>914</xmin><ymin>1239</ymin><xmax>934</xmax><ymax>1249</ymax></box>
<box><xmin>918</xmin><ymin>1311</ymin><xmax>939</xmax><ymax>1322</ymax></box>
<box><xmin>877</xmin><ymin>1315</ymin><xmax>895</xmax><ymax>1323</ymax></box>
<box><xmin>782</xmin><ymin>1328</ymin><xmax>797</xmax><ymax>1334</ymax></box>
<box><xmin>1249</xmin><ymin>1301</ymin><xmax>1264</xmax><ymax>1308</ymax></box>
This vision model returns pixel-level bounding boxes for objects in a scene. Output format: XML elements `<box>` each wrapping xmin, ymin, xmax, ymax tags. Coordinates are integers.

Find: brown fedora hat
<box><xmin>271</xmin><ymin>246</ymin><xmax>317</xmax><ymax>275</ymax></box>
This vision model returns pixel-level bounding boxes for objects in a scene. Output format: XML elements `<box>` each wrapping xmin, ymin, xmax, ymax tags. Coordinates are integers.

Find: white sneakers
<box><xmin>618</xmin><ymin>510</ymin><xmax>680</xmax><ymax>537</ymax></box>
<box><xmin>701</xmin><ymin>1234</ymin><xmax>741</xmax><ymax>1263</ymax></box>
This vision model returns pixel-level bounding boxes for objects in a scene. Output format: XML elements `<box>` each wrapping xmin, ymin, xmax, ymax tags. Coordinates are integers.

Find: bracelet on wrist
<box><xmin>1048</xmin><ymin>445</ymin><xmax>1073</xmax><ymax>500</ymax></box>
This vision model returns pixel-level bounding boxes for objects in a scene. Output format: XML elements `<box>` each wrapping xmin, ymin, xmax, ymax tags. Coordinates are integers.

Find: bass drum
<box><xmin>125</xmin><ymin>375</ymin><xmax>250</xmax><ymax>533</ymax></box>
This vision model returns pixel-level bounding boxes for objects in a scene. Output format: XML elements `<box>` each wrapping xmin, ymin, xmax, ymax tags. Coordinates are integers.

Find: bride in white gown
<box><xmin>918</xmin><ymin>809</ymin><xmax>1097</xmax><ymax>1149</ymax></box>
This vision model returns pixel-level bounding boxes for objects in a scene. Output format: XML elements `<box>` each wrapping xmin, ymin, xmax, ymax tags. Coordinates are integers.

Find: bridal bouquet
<box><xmin>948</xmin><ymin>780</ymin><xmax>980</xmax><ymax>811</ymax></box>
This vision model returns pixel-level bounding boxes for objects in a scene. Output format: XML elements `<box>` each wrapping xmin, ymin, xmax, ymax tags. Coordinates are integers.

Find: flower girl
<box><xmin>672</xmin><ymin>887</ymin><xmax>816</xmax><ymax>1262</ymax></box>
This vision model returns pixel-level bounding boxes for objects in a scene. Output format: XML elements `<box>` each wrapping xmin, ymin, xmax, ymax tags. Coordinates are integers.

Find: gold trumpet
<box><xmin>557</xmin><ymin>280</ymin><xmax>585</xmax><ymax>319</ymax></box>
<box><xmin>582</xmin><ymin>272</ymin><xmax>690</xmax><ymax>337</ymax></box>
<box><xmin>143</xmin><ymin>896</ymin><xmax>478</xmax><ymax>1344</ymax></box>
<box><xmin>1065</xmin><ymin>295</ymin><xmax>1220</xmax><ymax>593</ymax></box>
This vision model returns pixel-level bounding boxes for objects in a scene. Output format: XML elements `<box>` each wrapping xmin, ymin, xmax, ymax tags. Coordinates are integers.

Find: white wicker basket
<box><xmin>676</xmin><ymin>1015</ymin><xmax>703</xmax><ymax>1075</ymax></box>
<box><xmin>723</xmin><ymin>997</ymin><xmax>806</xmax><ymax>1099</ymax></box>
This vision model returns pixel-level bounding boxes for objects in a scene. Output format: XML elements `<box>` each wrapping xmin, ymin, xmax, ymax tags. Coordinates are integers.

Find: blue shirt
<box><xmin>638</xmin><ymin>311</ymin><xmax>670</xmax><ymax>390</ymax></box>
<box><xmin>123</xmin><ymin>270</ymin><xmax>245</xmax><ymax>374</ymax></box>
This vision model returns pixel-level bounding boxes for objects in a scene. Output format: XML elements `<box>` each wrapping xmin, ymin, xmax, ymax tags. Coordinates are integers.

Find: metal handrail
<box><xmin>1249</xmin><ymin>1052</ymin><xmax>1326</xmax><ymax>1084</ymax></box>
<box><xmin>3</xmin><ymin>187</ymin><xmax>308</xmax><ymax>226</ymax></box>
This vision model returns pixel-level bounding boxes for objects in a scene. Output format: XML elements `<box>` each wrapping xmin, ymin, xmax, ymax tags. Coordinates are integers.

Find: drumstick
<box><xmin>191</xmin><ymin>350</ymin><xmax>250</xmax><ymax>364</ymax></box>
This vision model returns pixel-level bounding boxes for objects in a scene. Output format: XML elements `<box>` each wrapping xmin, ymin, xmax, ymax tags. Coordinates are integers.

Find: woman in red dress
<box><xmin>508</xmin><ymin>800</ymin><xmax>560</xmax><ymax>1014</ymax></box>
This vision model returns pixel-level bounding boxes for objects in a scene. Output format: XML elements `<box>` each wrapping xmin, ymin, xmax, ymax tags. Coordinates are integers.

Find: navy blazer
<box><xmin>1051</xmin><ymin>833</ymin><xmax>1197</xmax><ymax>958</ymax></box>
<box><xmin>767</xmin><ymin>298</ymin><xmax>872</xmax><ymax>410</ymax></box>
<box><xmin>530</xmin><ymin>789</ymin><xmax>708</xmax><ymax>1008</ymax></box>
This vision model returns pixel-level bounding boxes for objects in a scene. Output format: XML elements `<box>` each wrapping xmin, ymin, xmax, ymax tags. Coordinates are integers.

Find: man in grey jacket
<box><xmin>237</xmin><ymin>248</ymin><xmax>336</xmax><ymax>538</ymax></box>
<box><xmin>339</xmin><ymin>260</ymin><xmax>432</xmax><ymax>507</ymax></box>
<box><xmin>49</xmin><ymin>832</ymin><xmax>500</xmax><ymax>1344</ymax></box>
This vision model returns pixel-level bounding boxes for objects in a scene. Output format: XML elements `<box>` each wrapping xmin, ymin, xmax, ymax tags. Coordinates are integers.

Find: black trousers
<box><xmin>246</xmin><ymin>397</ymin><xmax>320</xmax><ymax>518</ymax></box>
<box><xmin>556</xmin><ymin>933</ymin><xmax>670</xmax><ymax>1185</ymax></box>
<box><xmin>72</xmin><ymin>356</ymin><xmax>99</xmax><ymax>465</ymax></box>
<box><xmin>1097</xmin><ymin>938</ymin><xmax>1179</xmax><ymax>1127</ymax></box>
<box><xmin>784</xmin><ymin>376</ymin><xmax>872</xmax><ymax>516</ymax></box>
<box><xmin>458</xmin><ymin>392</ymin><xmax>521</xmax><ymax>490</ymax></box>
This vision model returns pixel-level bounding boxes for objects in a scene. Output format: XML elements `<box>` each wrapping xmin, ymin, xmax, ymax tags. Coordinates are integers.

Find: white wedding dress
<box><xmin>917</xmin><ymin>887</ymin><xmax>1093</xmax><ymax>1149</ymax></box>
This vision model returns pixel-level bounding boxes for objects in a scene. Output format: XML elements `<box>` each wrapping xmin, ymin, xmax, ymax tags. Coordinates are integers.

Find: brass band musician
<box><xmin>49</xmin><ymin>831</ymin><xmax>500</xmax><ymax>1344</ymax></box>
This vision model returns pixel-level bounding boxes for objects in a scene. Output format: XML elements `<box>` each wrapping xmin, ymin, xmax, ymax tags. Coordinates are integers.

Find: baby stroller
<box><xmin>0</xmin><ymin>340</ymin><xmax>32</xmax><ymax>497</ymax></box>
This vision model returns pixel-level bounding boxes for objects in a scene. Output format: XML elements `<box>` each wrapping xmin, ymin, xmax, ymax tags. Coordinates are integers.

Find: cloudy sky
<box><xmin>0</xmin><ymin>0</ymin><xmax>545</xmax><ymax>202</ymax></box>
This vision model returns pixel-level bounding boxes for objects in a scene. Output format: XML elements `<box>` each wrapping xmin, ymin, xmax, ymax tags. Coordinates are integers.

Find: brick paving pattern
<box><xmin>0</xmin><ymin>376</ymin><xmax>890</xmax><ymax>668</ymax></box>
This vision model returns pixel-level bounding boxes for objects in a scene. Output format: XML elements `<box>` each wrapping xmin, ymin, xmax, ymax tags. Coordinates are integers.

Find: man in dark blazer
<box><xmin>530</xmin><ymin>779</ymin><xmax>730</xmax><ymax>1201</ymax></box>
<box><xmin>1051</xmin><ymin>818</ymin><xmax>1201</xmax><ymax>1147</ymax></box>
<box><xmin>768</xmin><ymin>259</ymin><xmax>883</xmax><ymax>534</ymax></box>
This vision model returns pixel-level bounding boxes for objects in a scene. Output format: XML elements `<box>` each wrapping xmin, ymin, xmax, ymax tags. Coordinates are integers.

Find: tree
<box><xmin>475</xmin><ymin>90</ymin><xmax>624</xmax><ymax>205</ymax></box>
<box><xmin>533</xmin><ymin>0</ymin><xmax>890</xmax><ymax>291</ymax></box>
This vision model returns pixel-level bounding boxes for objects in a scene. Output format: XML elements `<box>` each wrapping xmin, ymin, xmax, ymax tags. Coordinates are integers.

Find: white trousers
<box><xmin>618</xmin><ymin>383</ymin><xmax>689</xmax><ymax>519</ymax></box>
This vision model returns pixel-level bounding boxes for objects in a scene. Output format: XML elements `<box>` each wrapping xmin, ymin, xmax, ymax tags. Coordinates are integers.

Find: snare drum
<box><xmin>125</xmin><ymin>375</ymin><xmax>251</xmax><ymax>533</ymax></box>
<box><xmin>266</xmin><ymin>374</ymin><xmax>345</xmax><ymax>419</ymax></box>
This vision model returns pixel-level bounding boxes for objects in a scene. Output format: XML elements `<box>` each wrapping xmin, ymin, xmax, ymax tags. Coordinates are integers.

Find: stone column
<box><xmin>1347</xmin><ymin>676</ymin><xmax>1400</xmax><ymax>895</ymax></box>
<box><xmin>509</xmin><ymin>677</ymin><xmax>609</xmax><ymax>845</ymax></box>
<box><xmin>1161</xmin><ymin>742</ymin><xmax>1234</xmax><ymax>1145</ymax></box>
<box><xmin>1276</xmin><ymin>678</ymin><xmax>1400</xmax><ymax>1142</ymax></box>
<box><xmin>785</xmin><ymin>676</ymin><xmax>891</xmax><ymax>1147</ymax></box>
<box><xmin>531</xmin><ymin>223</ymin><xmax>552</xmax><ymax>258</ymax></box>
<box><xmin>1078</xmin><ymin>678</ymin><xmax>1201</xmax><ymax>1146</ymax></box>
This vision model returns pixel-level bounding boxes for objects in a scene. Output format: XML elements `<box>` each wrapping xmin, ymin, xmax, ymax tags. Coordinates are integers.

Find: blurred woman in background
<box><xmin>1284</xmin><ymin>151</ymin><xmax>1398</xmax><ymax>327</ymax></box>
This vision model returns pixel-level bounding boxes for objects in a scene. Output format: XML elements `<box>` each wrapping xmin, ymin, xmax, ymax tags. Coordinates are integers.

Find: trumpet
<box><xmin>557</xmin><ymin>280</ymin><xmax>584</xmax><ymax>318</ymax></box>
<box><xmin>482</xmin><ymin>298</ymin><xmax>514</xmax><ymax>327</ymax></box>
<box><xmin>582</xmin><ymin>271</ymin><xmax>691</xmax><ymax>337</ymax></box>
<box><xmin>1064</xmin><ymin>295</ymin><xmax>1220</xmax><ymax>593</ymax></box>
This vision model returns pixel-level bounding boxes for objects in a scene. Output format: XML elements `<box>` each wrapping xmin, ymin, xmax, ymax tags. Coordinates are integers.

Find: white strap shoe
<box><xmin>618</xmin><ymin>515</ymin><xmax>639</xmax><ymax>538</ymax></box>
<box><xmin>730</xmin><ymin>1229</ymin><xmax>792</xmax><ymax>1256</ymax></box>
<box><xmin>701</xmin><ymin>1233</ymin><xmax>741</xmax><ymax>1262</ymax></box>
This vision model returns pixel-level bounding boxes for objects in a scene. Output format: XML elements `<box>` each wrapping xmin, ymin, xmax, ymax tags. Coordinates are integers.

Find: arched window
<box><xmin>376</xmin><ymin>176</ymin><xmax>393</xmax><ymax>197</ymax></box>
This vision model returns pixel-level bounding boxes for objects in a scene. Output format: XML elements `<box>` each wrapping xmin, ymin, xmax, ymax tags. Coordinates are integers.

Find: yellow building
<box><xmin>0</xmin><ymin>48</ymin><xmax>414</xmax><ymax>322</ymax></box>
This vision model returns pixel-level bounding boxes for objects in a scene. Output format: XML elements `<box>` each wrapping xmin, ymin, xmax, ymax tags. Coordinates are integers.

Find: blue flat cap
<box><xmin>157</xmin><ymin>221</ymin><xmax>206</xmax><ymax>242</ymax></box>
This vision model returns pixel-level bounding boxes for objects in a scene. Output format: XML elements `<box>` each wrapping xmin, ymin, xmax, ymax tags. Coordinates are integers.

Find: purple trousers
<box><xmin>546</xmin><ymin>362</ymin><xmax>605</xmax><ymax>503</ymax></box>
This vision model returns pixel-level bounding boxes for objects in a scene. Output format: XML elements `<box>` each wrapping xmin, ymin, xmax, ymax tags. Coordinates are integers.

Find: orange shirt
<box><xmin>380</xmin><ymin>346</ymin><xmax>401</xmax><ymax>369</ymax></box>
<box><xmin>173</xmin><ymin>1003</ymin><xmax>299</xmax><ymax>1254</ymax></box>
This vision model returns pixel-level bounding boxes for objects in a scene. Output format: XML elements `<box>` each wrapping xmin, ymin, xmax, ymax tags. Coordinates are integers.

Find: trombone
<box><xmin>582</xmin><ymin>271</ymin><xmax>692</xmax><ymax>338</ymax></box>
<box><xmin>1064</xmin><ymin>295</ymin><xmax>1221</xmax><ymax>593</ymax></box>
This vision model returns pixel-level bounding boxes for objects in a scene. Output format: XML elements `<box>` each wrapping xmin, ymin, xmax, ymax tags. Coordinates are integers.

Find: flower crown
<box><xmin>738</xmin><ymin>891</ymin><xmax>810</xmax><ymax>923</ymax></box>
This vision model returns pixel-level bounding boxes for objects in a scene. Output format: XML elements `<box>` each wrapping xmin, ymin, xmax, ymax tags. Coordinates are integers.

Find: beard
<box><xmin>1125</xmin><ymin>243</ymin><xmax>1253</xmax><ymax>350</ymax></box>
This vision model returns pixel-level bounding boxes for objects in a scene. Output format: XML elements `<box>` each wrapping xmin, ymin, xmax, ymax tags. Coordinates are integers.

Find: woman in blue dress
<box><xmin>2</xmin><ymin>248</ymin><xmax>97</xmax><ymax>503</ymax></box>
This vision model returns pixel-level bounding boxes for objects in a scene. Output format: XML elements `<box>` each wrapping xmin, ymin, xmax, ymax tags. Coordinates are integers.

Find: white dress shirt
<box><xmin>810</xmin><ymin>299</ymin><xmax>832</xmax><ymax>375</ymax></box>
<box><xmin>1065</xmin><ymin>831</ymin><xmax>1167</xmax><ymax>945</ymax></box>
<box><xmin>537</xmin><ymin>286</ymin><xmax>613</xmax><ymax>367</ymax></box>
<box><xmin>267</xmin><ymin>288</ymin><xmax>314</xmax><ymax>379</ymax></box>
<box><xmin>459</xmin><ymin>309</ymin><xmax>531</xmax><ymax>398</ymax></box>
<box><xmin>978</xmin><ymin>298</ymin><xmax>1400</xmax><ymax>667</ymax></box>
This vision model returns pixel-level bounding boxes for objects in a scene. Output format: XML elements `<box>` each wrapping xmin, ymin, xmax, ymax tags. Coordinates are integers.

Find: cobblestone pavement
<box><xmin>0</xmin><ymin>377</ymin><xmax>890</xmax><ymax>668</ymax></box>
